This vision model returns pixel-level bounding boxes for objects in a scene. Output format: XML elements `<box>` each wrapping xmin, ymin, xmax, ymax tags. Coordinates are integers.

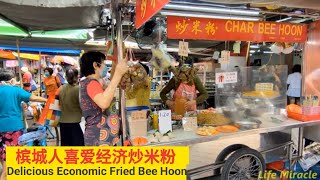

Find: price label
<box><xmin>220</xmin><ymin>50</ymin><xmax>230</xmax><ymax>64</ymax></box>
<box><xmin>130</xmin><ymin>111</ymin><xmax>147</xmax><ymax>121</ymax></box>
<box><xmin>182</xmin><ymin>117</ymin><xmax>198</xmax><ymax>131</ymax></box>
<box><xmin>179</xmin><ymin>41</ymin><xmax>189</xmax><ymax>57</ymax></box>
<box><xmin>158</xmin><ymin>110</ymin><xmax>172</xmax><ymax>134</ymax></box>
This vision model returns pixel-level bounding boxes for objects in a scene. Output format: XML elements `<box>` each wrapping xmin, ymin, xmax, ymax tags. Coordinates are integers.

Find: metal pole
<box><xmin>298</xmin><ymin>127</ymin><xmax>304</xmax><ymax>157</ymax></box>
<box><xmin>16</xmin><ymin>38</ymin><xmax>23</xmax><ymax>88</ymax></box>
<box><xmin>112</xmin><ymin>0</ymin><xmax>127</xmax><ymax>141</ymax></box>
<box><xmin>16</xmin><ymin>38</ymin><xmax>28</xmax><ymax>129</ymax></box>
<box><xmin>39</xmin><ymin>51</ymin><xmax>42</xmax><ymax>96</ymax></box>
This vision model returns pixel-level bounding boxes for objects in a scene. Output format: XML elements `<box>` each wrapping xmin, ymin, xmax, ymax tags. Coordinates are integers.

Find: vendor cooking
<box><xmin>160</xmin><ymin>65</ymin><xmax>208</xmax><ymax>114</ymax></box>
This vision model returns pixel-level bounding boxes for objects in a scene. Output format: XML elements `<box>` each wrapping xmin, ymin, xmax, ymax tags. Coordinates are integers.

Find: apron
<box><xmin>99</xmin><ymin>100</ymin><xmax>121</xmax><ymax>146</ymax></box>
<box><xmin>173</xmin><ymin>82</ymin><xmax>197</xmax><ymax>111</ymax></box>
<box><xmin>80</xmin><ymin>78</ymin><xmax>120</xmax><ymax>146</ymax></box>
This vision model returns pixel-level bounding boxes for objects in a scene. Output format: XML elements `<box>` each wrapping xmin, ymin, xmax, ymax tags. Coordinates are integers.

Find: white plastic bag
<box><xmin>150</xmin><ymin>44</ymin><xmax>176</xmax><ymax>70</ymax></box>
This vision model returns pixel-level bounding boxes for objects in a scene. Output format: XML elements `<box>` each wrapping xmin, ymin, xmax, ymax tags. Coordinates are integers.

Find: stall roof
<box><xmin>0</xmin><ymin>0</ymin><xmax>109</xmax><ymax>31</ymax></box>
<box><xmin>173</xmin><ymin>0</ymin><xmax>320</xmax><ymax>10</ymax></box>
<box><xmin>0</xmin><ymin>45</ymin><xmax>81</xmax><ymax>55</ymax></box>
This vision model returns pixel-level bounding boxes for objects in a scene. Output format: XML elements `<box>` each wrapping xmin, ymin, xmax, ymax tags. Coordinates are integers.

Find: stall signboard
<box><xmin>167</xmin><ymin>16</ymin><xmax>307</xmax><ymax>43</ymax></box>
<box><xmin>215</xmin><ymin>72</ymin><xmax>238</xmax><ymax>85</ymax></box>
<box><xmin>136</xmin><ymin>0</ymin><xmax>170</xmax><ymax>29</ymax></box>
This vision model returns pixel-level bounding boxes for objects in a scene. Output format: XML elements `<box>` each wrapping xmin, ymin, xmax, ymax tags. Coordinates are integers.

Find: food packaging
<box><xmin>128</xmin><ymin>118</ymin><xmax>148</xmax><ymax>137</ymax></box>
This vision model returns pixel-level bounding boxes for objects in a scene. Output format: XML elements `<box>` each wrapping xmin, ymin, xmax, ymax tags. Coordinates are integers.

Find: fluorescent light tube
<box><xmin>164</xmin><ymin>4</ymin><xmax>260</xmax><ymax>16</ymax></box>
<box><xmin>160</xmin><ymin>10</ymin><xmax>261</xmax><ymax>21</ymax></box>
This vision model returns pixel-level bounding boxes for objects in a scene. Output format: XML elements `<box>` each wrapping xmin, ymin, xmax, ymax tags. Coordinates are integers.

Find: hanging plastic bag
<box><xmin>120</xmin><ymin>49</ymin><xmax>149</xmax><ymax>99</ymax></box>
<box><xmin>150</xmin><ymin>43</ymin><xmax>176</xmax><ymax>71</ymax></box>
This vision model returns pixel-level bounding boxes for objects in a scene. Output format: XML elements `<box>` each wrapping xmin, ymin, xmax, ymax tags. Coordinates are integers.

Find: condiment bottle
<box><xmin>175</xmin><ymin>96</ymin><xmax>187</xmax><ymax>115</ymax></box>
<box><xmin>153</xmin><ymin>108</ymin><xmax>159</xmax><ymax>130</ymax></box>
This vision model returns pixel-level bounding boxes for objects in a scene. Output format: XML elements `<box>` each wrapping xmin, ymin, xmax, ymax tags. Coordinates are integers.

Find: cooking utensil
<box><xmin>234</xmin><ymin>119</ymin><xmax>262</xmax><ymax>130</ymax></box>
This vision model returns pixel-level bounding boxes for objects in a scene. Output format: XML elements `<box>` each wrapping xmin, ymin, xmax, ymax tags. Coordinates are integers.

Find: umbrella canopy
<box><xmin>12</xmin><ymin>52</ymin><xmax>41</xmax><ymax>61</ymax></box>
<box><xmin>0</xmin><ymin>49</ymin><xmax>15</xmax><ymax>59</ymax></box>
<box><xmin>51</xmin><ymin>56</ymin><xmax>77</xmax><ymax>65</ymax></box>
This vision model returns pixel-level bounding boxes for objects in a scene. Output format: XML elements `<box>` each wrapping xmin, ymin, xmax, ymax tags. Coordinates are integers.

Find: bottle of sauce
<box><xmin>175</xmin><ymin>96</ymin><xmax>187</xmax><ymax>115</ymax></box>
<box><xmin>153</xmin><ymin>108</ymin><xmax>159</xmax><ymax>130</ymax></box>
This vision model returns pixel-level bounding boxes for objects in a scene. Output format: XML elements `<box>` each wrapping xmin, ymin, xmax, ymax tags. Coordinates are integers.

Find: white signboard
<box><xmin>215</xmin><ymin>72</ymin><xmax>238</xmax><ymax>85</ymax></box>
<box><xmin>178</xmin><ymin>41</ymin><xmax>189</xmax><ymax>57</ymax></box>
<box><xmin>158</xmin><ymin>110</ymin><xmax>172</xmax><ymax>134</ymax></box>
<box><xmin>220</xmin><ymin>50</ymin><xmax>231</xmax><ymax>64</ymax></box>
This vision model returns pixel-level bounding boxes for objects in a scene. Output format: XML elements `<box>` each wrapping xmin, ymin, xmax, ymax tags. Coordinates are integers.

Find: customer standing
<box><xmin>21</xmin><ymin>67</ymin><xmax>32</xmax><ymax>92</ymax></box>
<box><xmin>0</xmin><ymin>68</ymin><xmax>47</xmax><ymax>180</ymax></box>
<box><xmin>58</xmin><ymin>68</ymin><xmax>84</xmax><ymax>146</ymax></box>
<box><xmin>43</xmin><ymin>67</ymin><xmax>61</xmax><ymax>98</ymax></box>
<box><xmin>79</xmin><ymin>51</ymin><xmax>128</xmax><ymax>146</ymax></box>
<box><xmin>287</xmin><ymin>64</ymin><xmax>302</xmax><ymax>105</ymax></box>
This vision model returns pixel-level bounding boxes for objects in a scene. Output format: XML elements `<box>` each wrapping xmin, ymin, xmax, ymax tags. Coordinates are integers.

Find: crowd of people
<box><xmin>0</xmin><ymin>51</ymin><xmax>128</xmax><ymax>179</ymax></box>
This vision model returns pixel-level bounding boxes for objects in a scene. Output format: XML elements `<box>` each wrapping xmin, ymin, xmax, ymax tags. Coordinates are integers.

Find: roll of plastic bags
<box><xmin>18</xmin><ymin>129</ymin><xmax>47</xmax><ymax>146</ymax></box>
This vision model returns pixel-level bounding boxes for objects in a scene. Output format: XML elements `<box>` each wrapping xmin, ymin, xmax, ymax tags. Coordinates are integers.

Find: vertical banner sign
<box><xmin>167</xmin><ymin>16</ymin><xmax>307</xmax><ymax>43</ymax></box>
<box><xmin>220</xmin><ymin>50</ymin><xmax>231</xmax><ymax>64</ymax></box>
<box><xmin>136</xmin><ymin>0</ymin><xmax>171</xmax><ymax>29</ymax></box>
<box><xmin>178</xmin><ymin>41</ymin><xmax>189</xmax><ymax>57</ymax></box>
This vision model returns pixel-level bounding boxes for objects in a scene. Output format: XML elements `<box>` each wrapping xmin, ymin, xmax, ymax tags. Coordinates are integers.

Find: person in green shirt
<box><xmin>160</xmin><ymin>66</ymin><xmax>208</xmax><ymax>112</ymax></box>
<box><xmin>57</xmin><ymin>68</ymin><xmax>84</xmax><ymax>146</ymax></box>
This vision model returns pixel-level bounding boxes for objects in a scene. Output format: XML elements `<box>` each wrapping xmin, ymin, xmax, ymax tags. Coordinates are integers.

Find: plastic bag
<box><xmin>18</xmin><ymin>129</ymin><xmax>47</xmax><ymax>146</ymax></box>
<box><xmin>120</xmin><ymin>49</ymin><xmax>149</xmax><ymax>99</ymax></box>
<box><xmin>150</xmin><ymin>44</ymin><xmax>176</xmax><ymax>71</ymax></box>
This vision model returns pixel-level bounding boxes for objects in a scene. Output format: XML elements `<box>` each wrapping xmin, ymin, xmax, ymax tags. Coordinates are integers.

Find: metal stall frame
<box><xmin>111</xmin><ymin>2</ymin><xmax>319</xmax><ymax>179</ymax></box>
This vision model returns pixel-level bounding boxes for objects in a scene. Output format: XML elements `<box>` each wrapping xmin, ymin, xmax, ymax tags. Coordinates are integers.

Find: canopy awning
<box><xmin>0</xmin><ymin>0</ymin><xmax>109</xmax><ymax>31</ymax></box>
<box><xmin>12</xmin><ymin>52</ymin><xmax>41</xmax><ymax>61</ymax></box>
<box><xmin>0</xmin><ymin>45</ymin><xmax>81</xmax><ymax>55</ymax></box>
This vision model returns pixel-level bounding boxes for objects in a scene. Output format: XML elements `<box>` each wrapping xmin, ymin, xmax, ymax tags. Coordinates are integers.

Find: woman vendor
<box><xmin>160</xmin><ymin>65</ymin><xmax>208</xmax><ymax>113</ymax></box>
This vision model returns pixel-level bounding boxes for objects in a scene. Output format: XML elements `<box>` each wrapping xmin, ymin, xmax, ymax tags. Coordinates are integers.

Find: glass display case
<box><xmin>215</xmin><ymin>65</ymin><xmax>288</xmax><ymax>127</ymax></box>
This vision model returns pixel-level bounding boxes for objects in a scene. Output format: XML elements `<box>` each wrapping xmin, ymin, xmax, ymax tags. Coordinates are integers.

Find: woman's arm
<box><xmin>29</xmin><ymin>95</ymin><xmax>47</xmax><ymax>102</ymax></box>
<box><xmin>92</xmin><ymin>61</ymin><xmax>128</xmax><ymax>110</ymax></box>
<box><xmin>193</xmin><ymin>76</ymin><xmax>208</xmax><ymax>104</ymax></box>
<box><xmin>160</xmin><ymin>78</ymin><xmax>176</xmax><ymax>103</ymax></box>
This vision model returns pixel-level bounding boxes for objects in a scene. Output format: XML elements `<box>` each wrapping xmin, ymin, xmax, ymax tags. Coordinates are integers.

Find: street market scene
<box><xmin>1</xmin><ymin>0</ymin><xmax>320</xmax><ymax>180</ymax></box>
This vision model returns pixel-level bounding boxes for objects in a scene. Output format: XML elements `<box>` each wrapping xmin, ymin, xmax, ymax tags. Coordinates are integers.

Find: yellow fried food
<box><xmin>242</xmin><ymin>91</ymin><xmax>279</xmax><ymax>98</ymax></box>
<box><xmin>197</xmin><ymin>111</ymin><xmax>231</xmax><ymax>125</ymax></box>
<box><xmin>216</xmin><ymin>125</ymin><xmax>239</xmax><ymax>133</ymax></box>
<box><xmin>196</xmin><ymin>126</ymin><xmax>219</xmax><ymax>136</ymax></box>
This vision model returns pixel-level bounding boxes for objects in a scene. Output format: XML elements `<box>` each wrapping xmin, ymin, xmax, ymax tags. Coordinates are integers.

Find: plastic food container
<box><xmin>128</xmin><ymin>119</ymin><xmax>148</xmax><ymax>137</ymax></box>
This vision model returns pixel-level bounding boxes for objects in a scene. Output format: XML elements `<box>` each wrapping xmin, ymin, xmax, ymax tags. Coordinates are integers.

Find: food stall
<box><xmin>120</xmin><ymin>1</ymin><xmax>320</xmax><ymax>179</ymax></box>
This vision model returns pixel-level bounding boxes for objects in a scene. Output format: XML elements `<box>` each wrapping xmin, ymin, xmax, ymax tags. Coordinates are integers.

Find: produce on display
<box><xmin>196</xmin><ymin>126</ymin><xmax>219</xmax><ymax>136</ymax></box>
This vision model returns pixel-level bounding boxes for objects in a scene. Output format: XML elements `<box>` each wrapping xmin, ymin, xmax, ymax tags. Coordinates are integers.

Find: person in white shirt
<box><xmin>287</xmin><ymin>64</ymin><xmax>302</xmax><ymax>105</ymax></box>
